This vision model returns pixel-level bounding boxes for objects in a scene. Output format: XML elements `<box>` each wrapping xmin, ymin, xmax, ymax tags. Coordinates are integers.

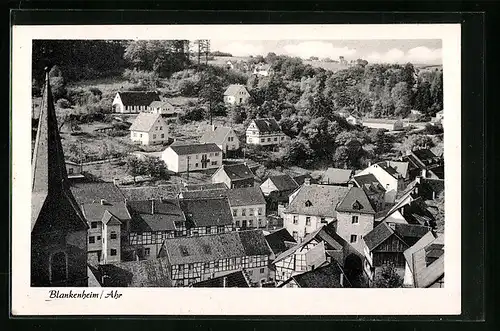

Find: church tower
<box><xmin>31</xmin><ymin>67</ymin><xmax>89</xmax><ymax>287</ymax></box>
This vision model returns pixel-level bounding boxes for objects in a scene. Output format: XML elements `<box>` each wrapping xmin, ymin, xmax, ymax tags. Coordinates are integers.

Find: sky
<box><xmin>209</xmin><ymin>39</ymin><xmax>442</xmax><ymax>65</ymax></box>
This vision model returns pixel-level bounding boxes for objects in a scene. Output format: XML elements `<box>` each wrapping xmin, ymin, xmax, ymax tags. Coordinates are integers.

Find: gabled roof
<box><xmin>70</xmin><ymin>182</ymin><xmax>127</xmax><ymax>205</ymax></box>
<box><xmin>180</xmin><ymin>197</ymin><xmax>234</xmax><ymax>227</ymax></box>
<box><xmin>129</xmin><ymin>112</ymin><xmax>163</xmax><ymax>132</ymax></box>
<box><xmin>336</xmin><ymin>187</ymin><xmax>376</xmax><ymax>214</ymax></box>
<box><xmin>410</xmin><ymin>233</ymin><xmax>445</xmax><ymax>287</ymax></box>
<box><xmin>180</xmin><ymin>188</ymin><xmax>228</xmax><ymax>200</ymax></box>
<box><xmin>320</xmin><ymin>168</ymin><xmax>354</xmax><ymax>184</ymax></box>
<box><xmin>266</xmin><ymin>174</ymin><xmax>299</xmax><ymax>192</ymax></box>
<box><xmin>119</xmin><ymin>184</ymin><xmax>181</xmax><ymax>201</ymax></box>
<box><xmin>227</xmin><ymin>186</ymin><xmax>266</xmax><ymax>207</ymax></box>
<box><xmin>285</xmin><ymin>184</ymin><xmax>350</xmax><ymax>217</ymax></box>
<box><xmin>82</xmin><ymin>201</ymin><xmax>131</xmax><ymax>223</ymax></box>
<box><xmin>102</xmin><ymin>210</ymin><xmax>123</xmax><ymax>226</ymax></box>
<box><xmin>127</xmin><ymin>199</ymin><xmax>185</xmax><ymax>232</ymax></box>
<box><xmin>265</xmin><ymin>228</ymin><xmax>297</xmax><ymax>255</ymax></box>
<box><xmin>363</xmin><ymin>222</ymin><xmax>395</xmax><ymax>251</ymax></box>
<box><xmin>387</xmin><ymin>161</ymin><xmax>409</xmax><ymax>179</ymax></box>
<box><xmin>216</xmin><ymin>163</ymin><xmax>254</xmax><ymax>182</ymax></box>
<box><xmin>149</xmin><ymin>100</ymin><xmax>174</xmax><ymax>109</ymax></box>
<box><xmin>191</xmin><ymin>270</ymin><xmax>250</xmax><ymax>288</ymax></box>
<box><xmin>168</xmin><ymin>143</ymin><xmax>222</xmax><ymax>155</ymax></box>
<box><xmin>352</xmin><ymin>174</ymin><xmax>386</xmax><ymax>194</ymax></box>
<box><xmin>403</xmin><ymin>231</ymin><xmax>437</xmax><ymax>273</ymax></box>
<box><xmin>98</xmin><ymin>257</ymin><xmax>172</xmax><ymax>287</ymax></box>
<box><xmin>363</xmin><ymin>221</ymin><xmax>432</xmax><ymax>252</ymax></box>
<box><xmin>199</xmin><ymin>126</ymin><xmax>233</xmax><ymax>145</ymax></box>
<box><xmin>116</xmin><ymin>91</ymin><xmax>161</xmax><ymax>106</ymax></box>
<box><xmin>376</xmin><ymin>161</ymin><xmax>401</xmax><ymax>179</ymax></box>
<box><xmin>250</xmin><ymin>118</ymin><xmax>282</xmax><ymax>133</ymax></box>
<box><xmin>287</xmin><ymin>261</ymin><xmax>350</xmax><ymax>288</ymax></box>
<box><xmin>224</xmin><ymin>84</ymin><xmax>248</xmax><ymax>96</ymax></box>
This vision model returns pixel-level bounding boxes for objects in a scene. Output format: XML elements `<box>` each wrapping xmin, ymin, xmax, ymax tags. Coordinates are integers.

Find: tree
<box><xmin>126</xmin><ymin>156</ymin><xmax>147</xmax><ymax>182</ymax></box>
<box><xmin>414</xmin><ymin>80</ymin><xmax>432</xmax><ymax>114</ymax></box>
<box><xmin>254</xmin><ymin>165</ymin><xmax>270</xmax><ymax>183</ymax></box>
<box><xmin>391</xmin><ymin>82</ymin><xmax>411</xmax><ymax>117</ymax></box>
<box><xmin>399</xmin><ymin>134</ymin><xmax>435</xmax><ymax>153</ymax></box>
<box><xmin>281</xmin><ymin>138</ymin><xmax>315</xmax><ymax>168</ymax></box>
<box><xmin>198</xmin><ymin>70</ymin><xmax>224</xmax><ymax>124</ymax></box>
<box><xmin>145</xmin><ymin>157</ymin><xmax>169</xmax><ymax>179</ymax></box>
<box><xmin>374</xmin><ymin>263</ymin><xmax>403</xmax><ymax>288</ymax></box>
<box><xmin>430</xmin><ymin>70</ymin><xmax>443</xmax><ymax>114</ymax></box>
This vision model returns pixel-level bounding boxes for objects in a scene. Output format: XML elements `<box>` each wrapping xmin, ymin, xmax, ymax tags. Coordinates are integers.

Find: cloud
<box><xmin>215</xmin><ymin>42</ymin><xmax>265</xmax><ymax>57</ymax></box>
<box><xmin>282</xmin><ymin>41</ymin><xmax>357</xmax><ymax>59</ymax></box>
<box><xmin>366</xmin><ymin>46</ymin><xmax>442</xmax><ymax>64</ymax></box>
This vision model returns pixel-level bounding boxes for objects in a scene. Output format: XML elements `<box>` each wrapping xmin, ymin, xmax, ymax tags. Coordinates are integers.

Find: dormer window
<box><xmin>305</xmin><ymin>200</ymin><xmax>313</xmax><ymax>207</ymax></box>
<box><xmin>352</xmin><ymin>200</ymin><xmax>363</xmax><ymax>210</ymax></box>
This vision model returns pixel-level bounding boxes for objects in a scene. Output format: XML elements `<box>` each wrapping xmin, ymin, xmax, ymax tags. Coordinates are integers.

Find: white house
<box><xmin>362</xmin><ymin>118</ymin><xmax>404</xmax><ymax>131</ymax></box>
<box><xmin>346</xmin><ymin>115</ymin><xmax>362</xmax><ymax>126</ymax></box>
<box><xmin>355</xmin><ymin>161</ymin><xmax>407</xmax><ymax>204</ymax></box>
<box><xmin>223</xmin><ymin>84</ymin><xmax>251</xmax><ymax>105</ymax></box>
<box><xmin>246</xmin><ymin>118</ymin><xmax>288</xmax><ymax>146</ymax></box>
<box><xmin>199</xmin><ymin>125</ymin><xmax>240</xmax><ymax>155</ymax></box>
<box><xmin>129</xmin><ymin>113</ymin><xmax>169</xmax><ymax>146</ymax></box>
<box><xmin>253</xmin><ymin>63</ymin><xmax>273</xmax><ymax>77</ymax></box>
<box><xmin>112</xmin><ymin>91</ymin><xmax>161</xmax><ymax>113</ymax></box>
<box><xmin>161</xmin><ymin>142</ymin><xmax>223</xmax><ymax>173</ymax></box>
<box><xmin>65</xmin><ymin>160</ymin><xmax>84</xmax><ymax>179</ymax></box>
<box><xmin>147</xmin><ymin>100</ymin><xmax>178</xmax><ymax>117</ymax></box>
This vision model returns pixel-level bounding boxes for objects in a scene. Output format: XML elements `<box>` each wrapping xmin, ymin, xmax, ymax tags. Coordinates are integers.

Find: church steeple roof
<box><xmin>31</xmin><ymin>67</ymin><xmax>88</xmax><ymax>233</ymax></box>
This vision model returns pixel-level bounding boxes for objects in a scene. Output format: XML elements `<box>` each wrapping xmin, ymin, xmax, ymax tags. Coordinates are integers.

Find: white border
<box><xmin>11</xmin><ymin>24</ymin><xmax>461</xmax><ymax>316</ymax></box>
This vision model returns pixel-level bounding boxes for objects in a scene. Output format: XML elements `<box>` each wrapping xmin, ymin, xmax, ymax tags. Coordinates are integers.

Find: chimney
<box><xmin>100</xmin><ymin>199</ymin><xmax>107</xmax><ymax>205</ymax></box>
<box><xmin>340</xmin><ymin>273</ymin><xmax>344</xmax><ymax>287</ymax></box>
<box><xmin>304</xmin><ymin>178</ymin><xmax>311</xmax><ymax>186</ymax></box>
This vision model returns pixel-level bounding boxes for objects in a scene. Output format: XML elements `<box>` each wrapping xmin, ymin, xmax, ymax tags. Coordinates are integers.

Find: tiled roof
<box><xmin>70</xmin><ymin>182</ymin><xmax>126</xmax><ymax>205</ymax></box>
<box><xmin>410</xmin><ymin>234</ymin><xmax>445</xmax><ymax>288</ymax></box>
<box><xmin>119</xmin><ymin>184</ymin><xmax>181</xmax><ymax>201</ymax></box>
<box><xmin>117</xmin><ymin>91</ymin><xmax>161</xmax><ymax>107</ymax></box>
<box><xmin>183</xmin><ymin>183</ymin><xmax>228</xmax><ymax>191</ymax></box>
<box><xmin>98</xmin><ymin>258</ymin><xmax>172</xmax><ymax>287</ymax></box>
<box><xmin>336</xmin><ymin>187</ymin><xmax>376</xmax><ymax>214</ymax></box>
<box><xmin>352</xmin><ymin>174</ymin><xmax>386</xmax><ymax>194</ymax></box>
<box><xmin>227</xmin><ymin>186</ymin><xmax>266</xmax><ymax>207</ymax></box>
<box><xmin>224</xmin><ymin>84</ymin><xmax>248</xmax><ymax>96</ymax></box>
<box><xmin>388</xmin><ymin>161</ymin><xmax>409</xmax><ymax>179</ymax></box>
<box><xmin>394</xmin><ymin>223</ymin><xmax>432</xmax><ymax>243</ymax></box>
<box><xmin>267</xmin><ymin>174</ymin><xmax>299</xmax><ymax>192</ymax></box>
<box><xmin>127</xmin><ymin>199</ymin><xmax>185</xmax><ymax>232</ymax></box>
<box><xmin>289</xmin><ymin>261</ymin><xmax>350</xmax><ymax>288</ymax></box>
<box><xmin>292</xmin><ymin>174</ymin><xmax>315</xmax><ymax>186</ymax></box>
<box><xmin>364</xmin><ymin>221</ymin><xmax>432</xmax><ymax>251</ymax></box>
<box><xmin>422</xmin><ymin>178</ymin><xmax>445</xmax><ymax>196</ymax></box>
<box><xmin>191</xmin><ymin>270</ymin><xmax>250</xmax><ymax>288</ymax></box>
<box><xmin>403</xmin><ymin>231</ymin><xmax>437</xmax><ymax>273</ymax></box>
<box><xmin>180</xmin><ymin>197</ymin><xmax>234</xmax><ymax>227</ymax></box>
<box><xmin>363</xmin><ymin>222</ymin><xmax>394</xmax><ymax>251</ymax></box>
<box><xmin>169</xmin><ymin>143</ymin><xmax>222</xmax><ymax>155</ymax></box>
<box><xmin>180</xmin><ymin>188</ymin><xmax>228</xmax><ymax>200</ymax></box>
<box><xmin>102</xmin><ymin>210</ymin><xmax>122</xmax><ymax>225</ymax></box>
<box><xmin>82</xmin><ymin>201</ymin><xmax>131</xmax><ymax>222</ymax></box>
<box><xmin>265</xmin><ymin>228</ymin><xmax>297</xmax><ymax>255</ymax></box>
<box><xmin>285</xmin><ymin>184</ymin><xmax>349</xmax><ymax>217</ymax></box>
<box><xmin>162</xmin><ymin>229</ymin><xmax>271</xmax><ymax>265</ymax></box>
<box><xmin>251</xmin><ymin>118</ymin><xmax>281</xmax><ymax>133</ymax></box>
<box><xmin>149</xmin><ymin>100</ymin><xmax>174</xmax><ymax>109</ymax></box>
<box><xmin>217</xmin><ymin>163</ymin><xmax>255</xmax><ymax>182</ymax></box>
<box><xmin>376</xmin><ymin>161</ymin><xmax>401</xmax><ymax>178</ymax></box>
<box><xmin>199</xmin><ymin>126</ymin><xmax>233</xmax><ymax>145</ymax></box>
<box><xmin>129</xmin><ymin>112</ymin><xmax>162</xmax><ymax>132</ymax></box>
<box><xmin>320</xmin><ymin>168</ymin><xmax>353</xmax><ymax>184</ymax></box>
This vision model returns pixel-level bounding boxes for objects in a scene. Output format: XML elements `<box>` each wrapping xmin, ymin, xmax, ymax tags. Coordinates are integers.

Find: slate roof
<box><xmin>162</xmin><ymin>229</ymin><xmax>271</xmax><ymax>265</ymax></box>
<box><xmin>224</xmin><ymin>84</ymin><xmax>248</xmax><ymax>96</ymax></box>
<box><xmin>409</xmin><ymin>233</ymin><xmax>445</xmax><ymax>288</ymax></box>
<box><xmin>352</xmin><ymin>174</ymin><xmax>386</xmax><ymax>194</ymax></box>
<box><xmin>169</xmin><ymin>143</ymin><xmax>222</xmax><ymax>155</ymax></box>
<box><xmin>127</xmin><ymin>199</ymin><xmax>185</xmax><ymax>232</ymax></box>
<box><xmin>336</xmin><ymin>187</ymin><xmax>376</xmax><ymax>214</ymax></box>
<box><xmin>320</xmin><ymin>168</ymin><xmax>354</xmax><ymax>184</ymax></box>
<box><xmin>265</xmin><ymin>228</ymin><xmax>297</xmax><ymax>255</ymax></box>
<box><xmin>70</xmin><ymin>182</ymin><xmax>126</xmax><ymax>205</ymax></box>
<box><xmin>81</xmin><ymin>201</ymin><xmax>131</xmax><ymax>223</ymax></box>
<box><xmin>362</xmin><ymin>222</ymin><xmax>395</xmax><ymax>251</ymax></box>
<box><xmin>363</xmin><ymin>222</ymin><xmax>432</xmax><ymax>251</ymax></box>
<box><xmin>251</xmin><ymin>118</ymin><xmax>281</xmax><ymax>133</ymax></box>
<box><xmin>119</xmin><ymin>185</ymin><xmax>181</xmax><ymax>201</ymax></box>
<box><xmin>149</xmin><ymin>100</ymin><xmax>174</xmax><ymax>109</ymax></box>
<box><xmin>182</xmin><ymin>183</ymin><xmax>228</xmax><ymax>191</ymax></box>
<box><xmin>98</xmin><ymin>257</ymin><xmax>172</xmax><ymax>287</ymax></box>
<box><xmin>129</xmin><ymin>112</ymin><xmax>163</xmax><ymax>132</ymax></box>
<box><xmin>227</xmin><ymin>186</ymin><xmax>266</xmax><ymax>207</ymax></box>
<box><xmin>387</xmin><ymin>161</ymin><xmax>409</xmax><ymax>179</ymax></box>
<box><xmin>422</xmin><ymin>179</ymin><xmax>445</xmax><ymax>196</ymax></box>
<box><xmin>217</xmin><ymin>163</ymin><xmax>254</xmax><ymax>182</ymax></box>
<box><xmin>191</xmin><ymin>270</ymin><xmax>250</xmax><ymax>288</ymax></box>
<box><xmin>292</xmin><ymin>174</ymin><xmax>315</xmax><ymax>186</ymax></box>
<box><xmin>179</xmin><ymin>197</ymin><xmax>234</xmax><ymax>227</ymax></box>
<box><xmin>376</xmin><ymin>161</ymin><xmax>401</xmax><ymax>179</ymax></box>
<box><xmin>117</xmin><ymin>91</ymin><xmax>161</xmax><ymax>107</ymax></box>
<box><xmin>180</xmin><ymin>188</ymin><xmax>228</xmax><ymax>200</ymax></box>
<box><xmin>287</xmin><ymin>261</ymin><xmax>350</xmax><ymax>288</ymax></box>
<box><xmin>101</xmin><ymin>210</ymin><xmax>122</xmax><ymax>225</ymax></box>
<box><xmin>285</xmin><ymin>184</ymin><xmax>349</xmax><ymax>217</ymax></box>
<box><xmin>403</xmin><ymin>231</ymin><xmax>437</xmax><ymax>273</ymax></box>
<box><xmin>267</xmin><ymin>174</ymin><xmax>299</xmax><ymax>192</ymax></box>
<box><xmin>200</xmin><ymin>126</ymin><xmax>233</xmax><ymax>145</ymax></box>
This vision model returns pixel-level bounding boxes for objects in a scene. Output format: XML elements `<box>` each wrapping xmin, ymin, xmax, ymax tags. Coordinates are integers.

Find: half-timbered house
<box><xmin>179</xmin><ymin>197</ymin><xmax>235</xmax><ymax>236</ymax></box>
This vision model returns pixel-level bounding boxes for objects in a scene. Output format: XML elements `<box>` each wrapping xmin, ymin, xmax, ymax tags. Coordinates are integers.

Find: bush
<box><xmin>56</xmin><ymin>98</ymin><xmax>71</xmax><ymax>109</ymax></box>
<box><xmin>50</xmin><ymin>76</ymin><xmax>67</xmax><ymax>100</ymax></box>
<box><xmin>178</xmin><ymin>79</ymin><xmax>199</xmax><ymax>97</ymax></box>
<box><xmin>108</xmin><ymin>129</ymin><xmax>129</xmax><ymax>137</ymax></box>
<box><xmin>179</xmin><ymin>107</ymin><xmax>205</xmax><ymax>123</ymax></box>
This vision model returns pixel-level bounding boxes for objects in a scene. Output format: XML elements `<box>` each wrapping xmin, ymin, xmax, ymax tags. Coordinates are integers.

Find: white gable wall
<box><xmin>357</xmin><ymin>164</ymin><xmax>399</xmax><ymax>203</ymax></box>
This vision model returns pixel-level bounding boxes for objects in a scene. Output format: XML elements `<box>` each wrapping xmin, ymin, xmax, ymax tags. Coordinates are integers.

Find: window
<box><xmin>89</xmin><ymin>236</ymin><xmax>95</xmax><ymax>244</ymax></box>
<box><xmin>188</xmin><ymin>263</ymin><xmax>193</xmax><ymax>270</ymax></box>
<box><xmin>247</xmin><ymin>270</ymin><xmax>253</xmax><ymax>276</ymax></box>
<box><xmin>249</xmin><ymin>220</ymin><xmax>253</xmax><ymax>227</ymax></box>
<box><xmin>97</xmin><ymin>236</ymin><xmax>101</xmax><ymax>241</ymax></box>
<box><xmin>140</xmin><ymin>134</ymin><xmax>143</xmax><ymax>138</ymax></box>
<box><xmin>160</xmin><ymin>126</ymin><xmax>162</xmax><ymax>130</ymax></box>
<box><xmin>50</xmin><ymin>251</ymin><xmax>67</xmax><ymax>283</ymax></box>
<box><xmin>68</xmin><ymin>168</ymin><xmax>74</xmax><ymax>174</ymax></box>
<box><xmin>320</xmin><ymin>217</ymin><xmax>326</xmax><ymax>224</ymax></box>
<box><xmin>161</xmin><ymin>134</ymin><xmax>164</xmax><ymax>138</ymax></box>
<box><xmin>110</xmin><ymin>249</ymin><xmax>117</xmax><ymax>256</ymax></box>
<box><xmin>258</xmin><ymin>208</ymin><xmax>263</xmax><ymax>216</ymax></box>
<box><xmin>153</xmin><ymin>134</ymin><xmax>156</xmax><ymax>139</ymax></box>
<box><xmin>195</xmin><ymin>163</ymin><xmax>199</xmax><ymax>167</ymax></box>
<box><xmin>352</xmin><ymin>216</ymin><xmax>359</xmax><ymax>224</ymax></box>
<box><xmin>110</xmin><ymin>231</ymin><xmax>117</xmax><ymax>239</ymax></box>
<box><xmin>235</xmin><ymin>220</ymin><xmax>240</xmax><ymax>227</ymax></box>
<box><xmin>91</xmin><ymin>222</ymin><xmax>98</xmax><ymax>229</ymax></box>
<box><xmin>206</xmin><ymin>226</ymin><xmax>212</xmax><ymax>234</ymax></box>
<box><xmin>214</xmin><ymin>261</ymin><xmax>219</xmax><ymax>268</ymax></box>
<box><xmin>292</xmin><ymin>231</ymin><xmax>298</xmax><ymax>241</ymax></box>
<box><xmin>242</xmin><ymin>209</ymin><xmax>246</xmax><ymax>216</ymax></box>
<box><xmin>211</xmin><ymin>161</ymin><xmax>217</xmax><ymax>165</ymax></box>
<box><xmin>261</xmin><ymin>138</ymin><xmax>265</xmax><ymax>143</ymax></box>
<box><xmin>233</xmin><ymin>209</ymin><xmax>238</xmax><ymax>217</ymax></box>
<box><xmin>249</xmin><ymin>208</ymin><xmax>254</xmax><ymax>216</ymax></box>
<box><xmin>281</xmin><ymin>136</ymin><xmax>285</xmax><ymax>140</ymax></box>
<box><xmin>144</xmin><ymin>248</ymin><xmax>150</xmax><ymax>256</ymax></box>
<box><xmin>274</xmin><ymin>137</ymin><xmax>277</xmax><ymax>141</ymax></box>
<box><xmin>350</xmin><ymin>235</ymin><xmax>358</xmax><ymax>243</ymax></box>
<box><xmin>260</xmin><ymin>268</ymin><xmax>265</xmax><ymax>274</ymax></box>
<box><xmin>215</xmin><ymin>152</ymin><xmax>219</xmax><ymax>156</ymax></box>
<box><xmin>267</xmin><ymin>138</ymin><xmax>271</xmax><ymax>142</ymax></box>
<box><xmin>293</xmin><ymin>216</ymin><xmax>298</xmax><ymax>225</ymax></box>
<box><xmin>305</xmin><ymin>217</ymin><xmax>311</xmax><ymax>226</ymax></box>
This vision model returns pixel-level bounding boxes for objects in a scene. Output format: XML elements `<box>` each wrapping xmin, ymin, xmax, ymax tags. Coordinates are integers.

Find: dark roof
<box><xmin>292</xmin><ymin>174</ymin><xmax>315</xmax><ymax>186</ymax></box>
<box><xmin>352</xmin><ymin>174</ymin><xmax>386</xmax><ymax>194</ymax></box>
<box><xmin>162</xmin><ymin>230</ymin><xmax>271</xmax><ymax>265</ymax></box>
<box><xmin>285</xmin><ymin>184</ymin><xmax>349</xmax><ymax>218</ymax></box>
<box><xmin>129</xmin><ymin>112</ymin><xmax>163</xmax><ymax>132</ymax></box>
<box><xmin>412</xmin><ymin>149</ymin><xmax>439</xmax><ymax>163</ymax></box>
<box><xmin>394</xmin><ymin>223</ymin><xmax>432</xmax><ymax>243</ymax></box>
<box><xmin>119</xmin><ymin>184</ymin><xmax>181</xmax><ymax>201</ymax></box>
<box><xmin>409</xmin><ymin>234</ymin><xmax>445</xmax><ymax>287</ymax></box>
<box><xmin>98</xmin><ymin>258</ymin><xmax>172</xmax><ymax>287</ymax></box>
<box><xmin>169</xmin><ymin>143</ymin><xmax>222</xmax><ymax>155</ymax></box>
<box><xmin>180</xmin><ymin>188</ymin><xmax>228</xmax><ymax>200</ymax></box>
<box><xmin>363</xmin><ymin>222</ymin><xmax>394</xmax><ymax>251</ymax></box>
<box><xmin>180</xmin><ymin>197</ymin><xmax>234</xmax><ymax>227</ymax></box>
<box><xmin>265</xmin><ymin>228</ymin><xmax>297</xmax><ymax>255</ymax></box>
<box><xmin>82</xmin><ymin>201</ymin><xmax>131</xmax><ymax>222</ymax></box>
<box><xmin>217</xmin><ymin>163</ymin><xmax>254</xmax><ymax>182</ymax></box>
<box><xmin>200</xmin><ymin>126</ymin><xmax>233</xmax><ymax>145</ymax></box>
<box><xmin>267</xmin><ymin>174</ymin><xmax>299</xmax><ymax>191</ymax></box>
<box><xmin>320</xmin><ymin>168</ymin><xmax>353</xmax><ymax>184</ymax></box>
<box><xmin>127</xmin><ymin>199</ymin><xmax>185</xmax><ymax>232</ymax></box>
<box><xmin>102</xmin><ymin>210</ymin><xmax>122</xmax><ymax>225</ymax></box>
<box><xmin>227</xmin><ymin>186</ymin><xmax>266</xmax><ymax>207</ymax></box>
<box><xmin>289</xmin><ymin>262</ymin><xmax>349</xmax><ymax>288</ymax></box>
<box><xmin>363</xmin><ymin>222</ymin><xmax>432</xmax><ymax>251</ymax></box>
<box><xmin>251</xmin><ymin>118</ymin><xmax>281</xmax><ymax>133</ymax></box>
<box><xmin>31</xmin><ymin>71</ymin><xmax>87</xmax><ymax>233</ymax></box>
<box><xmin>117</xmin><ymin>91</ymin><xmax>161</xmax><ymax>107</ymax></box>
<box><xmin>422</xmin><ymin>179</ymin><xmax>445</xmax><ymax>196</ymax></box>
<box><xmin>183</xmin><ymin>183</ymin><xmax>228</xmax><ymax>191</ymax></box>
<box><xmin>70</xmin><ymin>182</ymin><xmax>126</xmax><ymax>205</ymax></box>
<box><xmin>336</xmin><ymin>187</ymin><xmax>376</xmax><ymax>214</ymax></box>
<box><xmin>191</xmin><ymin>270</ymin><xmax>250</xmax><ymax>288</ymax></box>
<box><xmin>376</xmin><ymin>162</ymin><xmax>400</xmax><ymax>178</ymax></box>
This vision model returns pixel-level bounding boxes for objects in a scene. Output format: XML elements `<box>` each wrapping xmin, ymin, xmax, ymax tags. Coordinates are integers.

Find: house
<box><xmin>264</xmin><ymin>228</ymin><xmax>297</xmax><ymax>260</ymax></box>
<box><xmin>260</xmin><ymin>174</ymin><xmax>299</xmax><ymax>200</ymax></box>
<box><xmin>212</xmin><ymin>163</ymin><xmax>255</xmax><ymax>189</ymax></box>
<box><xmin>350</xmin><ymin>173</ymin><xmax>386</xmax><ymax>213</ymax></box>
<box><xmin>402</xmin><ymin>149</ymin><xmax>444</xmax><ymax>180</ymax></box>
<box><xmin>362</xmin><ymin>222</ymin><xmax>432</xmax><ymax>285</ymax></box>
<box><xmin>246</xmin><ymin>118</ymin><xmax>288</xmax><ymax>146</ymax></box>
<box><xmin>272</xmin><ymin>224</ymin><xmax>364</xmax><ymax>287</ymax></box>
<box><xmin>335</xmin><ymin>187</ymin><xmax>377</xmax><ymax>254</ymax></box>
<box><xmin>31</xmin><ymin>69</ymin><xmax>89</xmax><ymax>287</ymax></box>
<box><xmin>118</xmin><ymin>182</ymin><xmax>227</xmax><ymax>201</ymax></box>
<box><xmin>65</xmin><ymin>160</ymin><xmax>84</xmax><ymax>179</ymax></box>
<box><xmin>147</xmin><ymin>100</ymin><xmax>178</xmax><ymax>117</ymax></box>
<box><xmin>346</xmin><ymin>115</ymin><xmax>362</xmax><ymax>126</ymax></box>
<box><xmin>112</xmin><ymin>91</ymin><xmax>161</xmax><ymax>113</ymax></box>
<box><xmin>355</xmin><ymin>161</ymin><xmax>407</xmax><ymax>204</ymax></box>
<box><xmin>191</xmin><ymin>270</ymin><xmax>251</xmax><ymax>288</ymax></box>
<box><xmin>161</xmin><ymin>143</ymin><xmax>223</xmax><ymax>173</ymax></box>
<box><xmin>129</xmin><ymin>112</ymin><xmax>168</xmax><ymax>146</ymax></box>
<box><xmin>227</xmin><ymin>186</ymin><xmax>267</xmax><ymax>230</ymax></box>
<box><xmin>403</xmin><ymin>232</ymin><xmax>444</xmax><ymax>288</ymax></box>
<box><xmin>179</xmin><ymin>197</ymin><xmax>235</xmax><ymax>236</ymax></box>
<box><xmin>432</xmin><ymin>110</ymin><xmax>444</xmax><ymax>124</ymax></box>
<box><xmin>126</xmin><ymin>199</ymin><xmax>187</xmax><ymax>260</ymax></box>
<box><xmin>381</xmin><ymin>195</ymin><xmax>437</xmax><ymax>228</ymax></box>
<box><xmin>319</xmin><ymin>168</ymin><xmax>354</xmax><ymax>186</ymax></box>
<box><xmin>199</xmin><ymin>125</ymin><xmax>240</xmax><ymax>155</ymax></box>
<box><xmin>283</xmin><ymin>182</ymin><xmax>350</xmax><ymax>242</ymax></box>
<box><xmin>225</xmin><ymin>60</ymin><xmax>234</xmax><ymax>70</ymax></box>
<box><xmin>362</xmin><ymin>118</ymin><xmax>404</xmax><ymax>131</ymax></box>
<box><xmin>253</xmin><ymin>63</ymin><xmax>273</xmax><ymax>76</ymax></box>
<box><xmin>223</xmin><ymin>84</ymin><xmax>250</xmax><ymax>105</ymax></box>
<box><xmin>159</xmin><ymin>229</ymin><xmax>272</xmax><ymax>287</ymax></box>
<box><xmin>279</xmin><ymin>261</ymin><xmax>351</xmax><ymax>288</ymax></box>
